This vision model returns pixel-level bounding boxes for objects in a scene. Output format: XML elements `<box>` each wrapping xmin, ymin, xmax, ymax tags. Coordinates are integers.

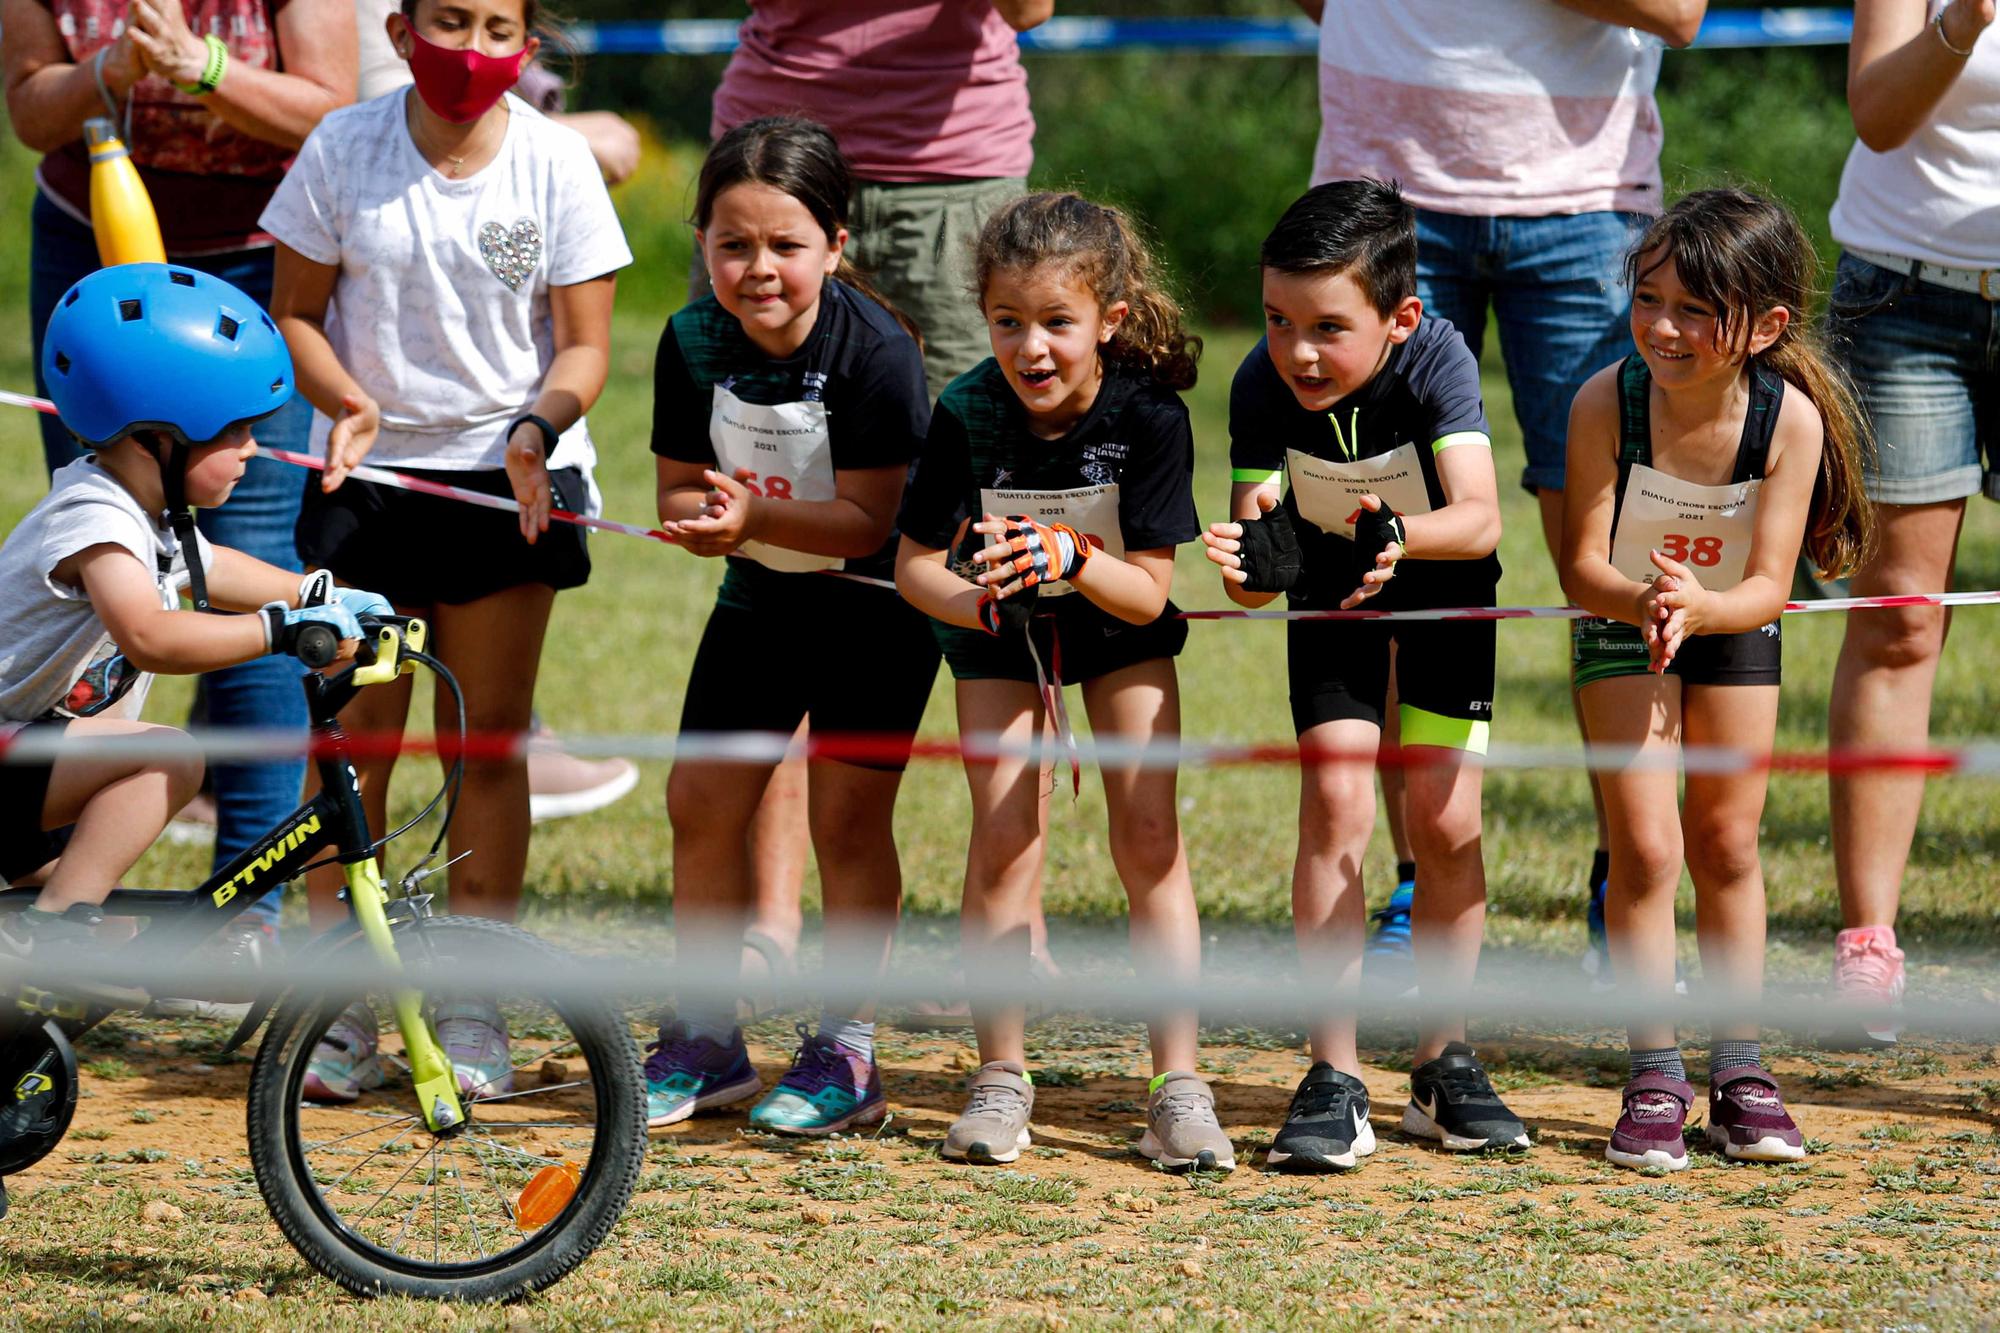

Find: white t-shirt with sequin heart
<box><xmin>260</xmin><ymin>90</ymin><xmax>632</xmax><ymax>475</ymax></box>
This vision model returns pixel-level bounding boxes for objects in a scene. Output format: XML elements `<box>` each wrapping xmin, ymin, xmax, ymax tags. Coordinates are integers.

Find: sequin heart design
<box><xmin>478</xmin><ymin>217</ymin><xmax>542</xmax><ymax>291</ymax></box>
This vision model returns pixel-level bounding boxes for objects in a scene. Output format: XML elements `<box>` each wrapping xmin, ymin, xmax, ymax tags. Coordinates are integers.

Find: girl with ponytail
<box><xmin>895</xmin><ymin>192</ymin><xmax>1236</xmax><ymax>1173</ymax></box>
<box><xmin>1558</xmin><ymin>187</ymin><xmax>1874</xmax><ymax>1174</ymax></box>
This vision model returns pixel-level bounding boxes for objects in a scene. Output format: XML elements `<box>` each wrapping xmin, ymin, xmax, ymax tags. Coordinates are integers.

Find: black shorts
<box><xmin>296</xmin><ymin>465</ymin><xmax>591</xmax><ymax>608</ymax></box>
<box><xmin>679</xmin><ymin>574</ymin><xmax>940</xmax><ymax>771</ymax></box>
<box><xmin>1571</xmin><ymin>617</ymin><xmax>1782</xmax><ymax>690</ymax></box>
<box><xmin>934</xmin><ymin>594</ymin><xmax>1189</xmax><ymax>685</ymax></box>
<box><xmin>1</xmin><ymin>720</ymin><xmax>70</xmax><ymax>884</ymax></box>
<box><xmin>1287</xmin><ymin>605</ymin><xmax>1496</xmax><ymax>752</ymax></box>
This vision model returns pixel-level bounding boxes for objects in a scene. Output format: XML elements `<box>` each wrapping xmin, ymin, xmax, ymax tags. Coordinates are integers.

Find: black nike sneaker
<box><xmin>1401</xmin><ymin>1042</ymin><xmax>1529</xmax><ymax>1151</ymax></box>
<box><xmin>1267</xmin><ymin>1062</ymin><xmax>1375</xmax><ymax>1172</ymax></box>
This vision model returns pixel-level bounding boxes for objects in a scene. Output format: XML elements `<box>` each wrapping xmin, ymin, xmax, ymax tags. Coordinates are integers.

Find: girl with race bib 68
<box><xmin>647</xmin><ymin>117</ymin><xmax>939</xmax><ymax>1138</ymax></box>
<box><xmin>1559</xmin><ymin>188</ymin><xmax>1873</xmax><ymax>1172</ymax></box>
<box><xmin>896</xmin><ymin>193</ymin><xmax>1235</xmax><ymax>1174</ymax></box>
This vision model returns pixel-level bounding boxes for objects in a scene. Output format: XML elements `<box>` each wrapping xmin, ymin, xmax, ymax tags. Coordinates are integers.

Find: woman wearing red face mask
<box><xmin>261</xmin><ymin>0</ymin><xmax>631</xmax><ymax>1104</ymax></box>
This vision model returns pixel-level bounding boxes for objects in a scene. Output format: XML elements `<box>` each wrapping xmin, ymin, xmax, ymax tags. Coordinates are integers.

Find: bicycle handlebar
<box><xmin>295</xmin><ymin>614</ymin><xmax>428</xmax><ymax>682</ymax></box>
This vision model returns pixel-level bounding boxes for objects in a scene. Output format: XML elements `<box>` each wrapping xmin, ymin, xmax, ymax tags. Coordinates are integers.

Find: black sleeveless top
<box><xmin>1610</xmin><ymin>352</ymin><xmax>1784</xmax><ymax>538</ymax></box>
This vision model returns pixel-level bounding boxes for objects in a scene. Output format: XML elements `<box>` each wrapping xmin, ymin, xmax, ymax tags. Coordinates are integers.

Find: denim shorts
<box><xmin>1416</xmin><ymin>208</ymin><xmax>1650</xmax><ymax>493</ymax></box>
<box><xmin>1826</xmin><ymin>251</ymin><xmax>2000</xmax><ymax>505</ymax></box>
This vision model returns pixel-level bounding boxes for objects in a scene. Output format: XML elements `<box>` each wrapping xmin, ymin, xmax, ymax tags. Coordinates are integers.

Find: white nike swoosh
<box><xmin>1351</xmin><ymin>1105</ymin><xmax>1368</xmax><ymax>1138</ymax></box>
<box><xmin>1414</xmin><ymin>1093</ymin><xmax>1437</xmax><ymax>1123</ymax></box>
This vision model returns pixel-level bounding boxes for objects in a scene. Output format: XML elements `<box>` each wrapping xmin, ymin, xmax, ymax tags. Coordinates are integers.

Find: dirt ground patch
<box><xmin>3</xmin><ymin>1014</ymin><xmax>1998</xmax><ymax>1329</ymax></box>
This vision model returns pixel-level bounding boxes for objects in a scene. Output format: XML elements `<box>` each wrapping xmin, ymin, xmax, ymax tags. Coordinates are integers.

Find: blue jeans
<box><xmin>30</xmin><ymin>192</ymin><xmax>309</xmax><ymax>924</ymax></box>
<box><xmin>1827</xmin><ymin>251</ymin><xmax>1999</xmax><ymax>505</ymax></box>
<box><xmin>1414</xmin><ymin>207</ymin><xmax>1649</xmax><ymax>493</ymax></box>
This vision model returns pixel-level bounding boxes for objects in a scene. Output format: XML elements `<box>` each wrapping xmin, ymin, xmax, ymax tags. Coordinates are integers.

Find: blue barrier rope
<box><xmin>571</xmin><ymin>9</ymin><xmax>1854</xmax><ymax>57</ymax></box>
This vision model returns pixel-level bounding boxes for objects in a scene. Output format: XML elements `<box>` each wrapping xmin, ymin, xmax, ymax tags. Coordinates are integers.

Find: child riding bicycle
<box><xmin>0</xmin><ymin>264</ymin><xmax>388</xmax><ymax>1002</ymax></box>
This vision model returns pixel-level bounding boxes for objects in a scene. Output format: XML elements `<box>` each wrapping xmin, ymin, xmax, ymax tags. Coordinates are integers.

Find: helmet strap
<box><xmin>150</xmin><ymin>435</ymin><xmax>214</xmax><ymax>614</ymax></box>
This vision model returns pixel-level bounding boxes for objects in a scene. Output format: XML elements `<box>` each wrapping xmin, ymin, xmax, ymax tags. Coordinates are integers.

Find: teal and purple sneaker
<box><xmin>644</xmin><ymin>1020</ymin><xmax>762</xmax><ymax>1128</ymax></box>
<box><xmin>748</xmin><ymin>1024</ymin><xmax>887</xmax><ymax>1136</ymax></box>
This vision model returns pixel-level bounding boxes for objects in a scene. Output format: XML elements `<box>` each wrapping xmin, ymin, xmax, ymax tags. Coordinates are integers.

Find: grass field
<box><xmin>2</xmin><ymin>140</ymin><xmax>1999</xmax><ymax>1325</ymax></box>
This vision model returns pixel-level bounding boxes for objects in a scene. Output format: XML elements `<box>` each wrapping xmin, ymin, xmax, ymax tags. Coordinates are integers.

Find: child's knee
<box><xmin>1107</xmin><ymin>808</ymin><xmax>1182</xmax><ymax>882</ymax></box>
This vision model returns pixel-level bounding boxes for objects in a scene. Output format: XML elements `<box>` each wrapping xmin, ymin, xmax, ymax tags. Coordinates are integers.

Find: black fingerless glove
<box><xmin>1353</xmin><ymin>505</ymin><xmax>1406</xmax><ymax>567</ymax></box>
<box><xmin>1237</xmin><ymin>503</ymin><xmax>1304</xmax><ymax>594</ymax></box>
<box><xmin>977</xmin><ymin>586</ymin><xmax>1037</xmax><ymax>637</ymax></box>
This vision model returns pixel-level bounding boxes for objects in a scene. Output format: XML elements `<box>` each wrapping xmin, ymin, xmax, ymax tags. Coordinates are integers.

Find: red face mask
<box><xmin>403</xmin><ymin>23</ymin><xmax>528</xmax><ymax>124</ymax></box>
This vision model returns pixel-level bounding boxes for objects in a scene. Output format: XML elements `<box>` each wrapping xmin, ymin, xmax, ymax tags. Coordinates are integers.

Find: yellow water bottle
<box><xmin>85</xmin><ymin>117</ymin><xmax>166</xmax><ymax>267</ymax></box>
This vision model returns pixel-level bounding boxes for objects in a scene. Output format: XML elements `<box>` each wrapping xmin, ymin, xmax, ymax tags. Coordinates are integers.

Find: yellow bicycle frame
<box><xmin>340</xmin><ymin>619</ymin><xmax>467</xmax><ymax>1133</ymax></box>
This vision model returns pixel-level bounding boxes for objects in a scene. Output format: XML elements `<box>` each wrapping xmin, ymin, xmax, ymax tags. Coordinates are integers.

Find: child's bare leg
<box><xmin>1082</xmin><ymin>659</ymin><xmax>1198</xmax><ymax>1075</ymax></box>
<box><xmin>34</xmin><ymin>719</ymin><xmax>204</xmax><ymax>913</ymax></box>
<box><xmin>668</xmin><ymin>758</ymin><xmax>778</xmax><ymax>1026</ymax></box>
<box><xmin>742</xmin><ymin>735</ymin><xmax>809</xmax><ymax>1009</ymax></box>
<box><xmin>431</xmin><ymin>583</ymin><xmax>554</xmax><ymax>921</ymax></box>
<box><xmin>1578</xmin><ymin>676</ymin><xmax>1686</xmax><ymax>1054</ymax></box>
<box><xmin>1401</xmin><ymin>736</ymin><xmax>1488</xmax><ymax>1062</ymax></box>
<box><xmin>1682</xmin><ymin>685</ymin><xmax>1779</xmax><ymax>1045</ymax></box>
<box><xmin>1294</xmin><ymin>718</ymin><xmax>1382</xmax><ymax>1074</ymax></box>
<box><xmin>806</xmin><ymin>760</ymin><xmax>906</xmax><ymax>1025</ymax></box>
<box><xmin>955</xmin><ymin>679</ymin><xmax>1046</xmax><ymax>1066</ymax></box>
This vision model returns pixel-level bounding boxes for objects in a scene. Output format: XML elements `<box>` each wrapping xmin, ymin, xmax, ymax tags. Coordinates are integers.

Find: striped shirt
<box><xmin>1312</xmin><ymin>0</ymin><xmax>1667</xmax><ymax>217</ymax></box>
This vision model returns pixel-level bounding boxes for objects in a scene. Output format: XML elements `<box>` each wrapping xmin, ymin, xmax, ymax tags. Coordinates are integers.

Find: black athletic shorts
<box><xmin>679</xmin><ymin>573</ymin><xmax>940</xmax><ymax>771</ymax></box>
<box><xmin>0</xmin><ymin>720</ymin><xmax>70</xmax><ymax>884</ymax></box>
<box><xmin>1286</xmin><ymin>587</ymin><xmax>1497</xmax><ymax>752</ymax></box>
<box><xmin>934</xmin><ymin>594</ymin><xmax>1188</xmax><ymax>685</ymax></box>
<box><xmin>1571</xmin><ymin>616</ymin><xmax>1781</xmax><ymax>690</ymax></box>
<box><xmin>296</xmin><ymin>465</ymin><xmax>591</xmax><ymax>608</ymax></box>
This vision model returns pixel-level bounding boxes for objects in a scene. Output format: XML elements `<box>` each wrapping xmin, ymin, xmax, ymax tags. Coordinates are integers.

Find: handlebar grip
<box><xmin>295</xmin><ymin>622</ymin><xmax>339</xmax><ymax>669</ymax></box>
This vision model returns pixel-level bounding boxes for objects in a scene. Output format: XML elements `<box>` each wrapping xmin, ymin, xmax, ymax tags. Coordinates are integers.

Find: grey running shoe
<box><xmin>941</xmin><ymin>1061</ymin><xmax>1033</xmax><ymax>1164</ymax></box>
<box><xmin>1137</xmin><ymin>1072</ymin><xmax>1237</xmax><ymax>1173</ymax></box>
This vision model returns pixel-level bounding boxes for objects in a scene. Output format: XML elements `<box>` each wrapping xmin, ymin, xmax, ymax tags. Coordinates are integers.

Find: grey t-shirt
<box><xmin>0</xmin><ymin>458</ymin><xmax>211</xmax><ymax>723</ymax></box>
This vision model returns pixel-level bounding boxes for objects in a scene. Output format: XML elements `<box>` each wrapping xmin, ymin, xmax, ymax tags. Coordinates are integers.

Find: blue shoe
<box><xmin>1363</xmin><ymin>882</ymin><xmax>1416</xmax><ymax>996</ymax></box>
<box><xmin>748</xmin><ymin>1023</ymin><xmax>887</xmax><ymax>1136</ymax></box>
<box><xmin>644</xmin><ymin>1020</ymin><xmax>762</xmax><ymax>1128</ymax></box>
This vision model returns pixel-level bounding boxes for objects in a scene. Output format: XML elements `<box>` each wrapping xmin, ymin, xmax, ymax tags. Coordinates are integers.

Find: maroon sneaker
<box><xmin>1605</xmin><ymin>1072</ymin><xmax>1693</xmax><ymax>1172</ymax></box>
<box><xmin>1706</xmin><ymin>1067</ymin><xmax>1806</xmax><ymax>1162</ymax></box>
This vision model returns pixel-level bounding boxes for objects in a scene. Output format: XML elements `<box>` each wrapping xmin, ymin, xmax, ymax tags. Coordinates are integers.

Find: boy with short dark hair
<box><xmin>1202</xmin><ymin>179</ymin><xmax>1523</xmax><ymax>1170</ymax></box>
<box><xmin>0</xmin><ymin>264</ymin><xmax>383</xmax><ymax>1001</ymax></box>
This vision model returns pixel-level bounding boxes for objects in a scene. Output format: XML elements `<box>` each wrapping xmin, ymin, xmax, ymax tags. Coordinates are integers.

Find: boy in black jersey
<box><xmin>1202</xmin><ymin>180</ymin><xmax>1527</xmax><ymax>1169</ymax></box>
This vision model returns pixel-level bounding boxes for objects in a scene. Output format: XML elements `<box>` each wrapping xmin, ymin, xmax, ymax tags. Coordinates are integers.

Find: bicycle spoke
<box><xmin>325</xmin><ymin>1119</ymin><xmax>422</xmax><ymax>1195</ymax></box>
<box><xmin>444</xmin><ymin>1141</ymin><xmax>492</xmax><ymax>1259</ymax></box>
<box><xmin>302</xmin><ymin>1110</ymin><xmax>421</xmax><ymax>1155</ymax></box>
<box><xmin>468</xmin><ymin>1079</ymin><xmax>589</xmax><ymax>1105</ymax></box>
<box><xmin>460</xmin><ymin>1035</ymin><xmax>584</xmax><ymax>1102</ymax></box>
<box><xmin>354</xmin><ymin>1137</ymin><xmax>437</xmax><ymax>1228</ymax></box>
<box><xmin>462</xmin><ymin>1132</ymin><xmax>563</xmax><ymax>1166</ymax></box>
<box><xmin>386</xmin><ymin>1143</ymin><xmax>440</xmax><ymax>1253</ymax></box>
<box><xmin>466</xmin><ymin>1120</ymin><xmax>597</xmax><ymax>1131</ymax></box>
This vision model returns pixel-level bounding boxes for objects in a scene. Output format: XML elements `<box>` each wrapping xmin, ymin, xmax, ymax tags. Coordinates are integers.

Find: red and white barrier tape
<box><xmin>9</xmin><ymin>387</ymin><xmax>1997</xmax><ymax>623</ymax></box>
<box><xmin>4</xmin><ymin>726</ymin><xmax>1997</xmax><ymax>777</ymax></box>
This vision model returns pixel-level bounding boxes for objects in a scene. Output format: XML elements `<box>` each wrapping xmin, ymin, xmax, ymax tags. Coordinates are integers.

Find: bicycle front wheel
<box><xmin>245</xmin><ymin>916</ymin><xmax>645</xmax><ymax>1300</ymax></box>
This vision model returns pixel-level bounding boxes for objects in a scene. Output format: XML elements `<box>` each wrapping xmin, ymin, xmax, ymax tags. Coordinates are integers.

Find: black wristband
<box><xmin>508</xmin><ymin>413</ymin><xmax>560</xmax><ymax>455</ymax></box>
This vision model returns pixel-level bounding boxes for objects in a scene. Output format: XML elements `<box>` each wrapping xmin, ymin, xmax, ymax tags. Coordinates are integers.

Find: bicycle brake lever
<box><xmin>397</xmin><ymin>849</ymin><xmax>471</xmax><ymax>896</ymax></box>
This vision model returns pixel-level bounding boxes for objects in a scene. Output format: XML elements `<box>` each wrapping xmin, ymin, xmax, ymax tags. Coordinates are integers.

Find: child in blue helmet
<box><xmin>0</xmin><ymin>264</ymin><xmax>387</xmax><ymax>1002</ymax></box>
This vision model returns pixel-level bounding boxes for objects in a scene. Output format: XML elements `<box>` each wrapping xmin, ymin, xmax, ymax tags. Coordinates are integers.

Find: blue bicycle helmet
<box><xmin>41</xmin><ymin>263</ymin><xmax>293</xmax><ymax>448</ymax></box>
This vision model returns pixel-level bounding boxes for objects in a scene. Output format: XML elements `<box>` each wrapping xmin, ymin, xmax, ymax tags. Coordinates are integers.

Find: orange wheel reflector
<box><xmin>515</xmin><ymin>1161</ymin><xmax>580</xmax><ymax>1231</ymax></box>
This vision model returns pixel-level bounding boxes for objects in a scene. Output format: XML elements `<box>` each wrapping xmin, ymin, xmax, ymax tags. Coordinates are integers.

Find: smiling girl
<box><xmin>1559</xmin><ymin>188</ymin><xmax>1872</xmax><ymax>1172</ymax></box>
<box><xmin>646</xmin><ymin>117</ymin><xmax>938</xmax><ymax>1138</ymax></box>
<box><xmin>896</xmin><ymin>192</ymin><xmax>1234</xmax><ymax>1173</ymax></box>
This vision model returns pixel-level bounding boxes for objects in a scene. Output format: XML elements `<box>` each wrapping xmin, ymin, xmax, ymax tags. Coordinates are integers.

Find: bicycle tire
<box><xmin>245</xmin><ymin>916</ymin><xmax>645</xmax><ymax>1300</ymax></box>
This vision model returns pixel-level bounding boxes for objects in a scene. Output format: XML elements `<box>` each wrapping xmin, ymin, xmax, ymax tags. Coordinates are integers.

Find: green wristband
<box><xmin>174</xmin><ymin>34</ymin><xmax>229</xmax><ymax>96</ymax></box>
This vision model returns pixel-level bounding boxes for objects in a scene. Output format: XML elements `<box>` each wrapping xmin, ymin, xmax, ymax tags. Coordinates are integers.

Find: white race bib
<box><xmin>977</xmin><ymin>483</ymin><xmax>1123</xmax><ymax>597</ymax></box>
<box><xmin>708</xmin><ymin>383</ymin><xmax>842</xmax><ymax>573</ymax></box>
<box><xmin>1285</xmin><ymin>444</ymin><xmax>1434</xmax><ymax>539</ymax></box>
<box><xmin>1610</xmin><ymin>461</ymin><xmax>1759</xmax><ymax>589</ymax></box>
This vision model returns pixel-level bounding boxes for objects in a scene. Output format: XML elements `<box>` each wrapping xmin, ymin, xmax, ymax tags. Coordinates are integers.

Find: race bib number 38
<box><xmin>1609</xmin><ymin>462</ymin><xmax>1759</xmax><ymax>590</ymax></box>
